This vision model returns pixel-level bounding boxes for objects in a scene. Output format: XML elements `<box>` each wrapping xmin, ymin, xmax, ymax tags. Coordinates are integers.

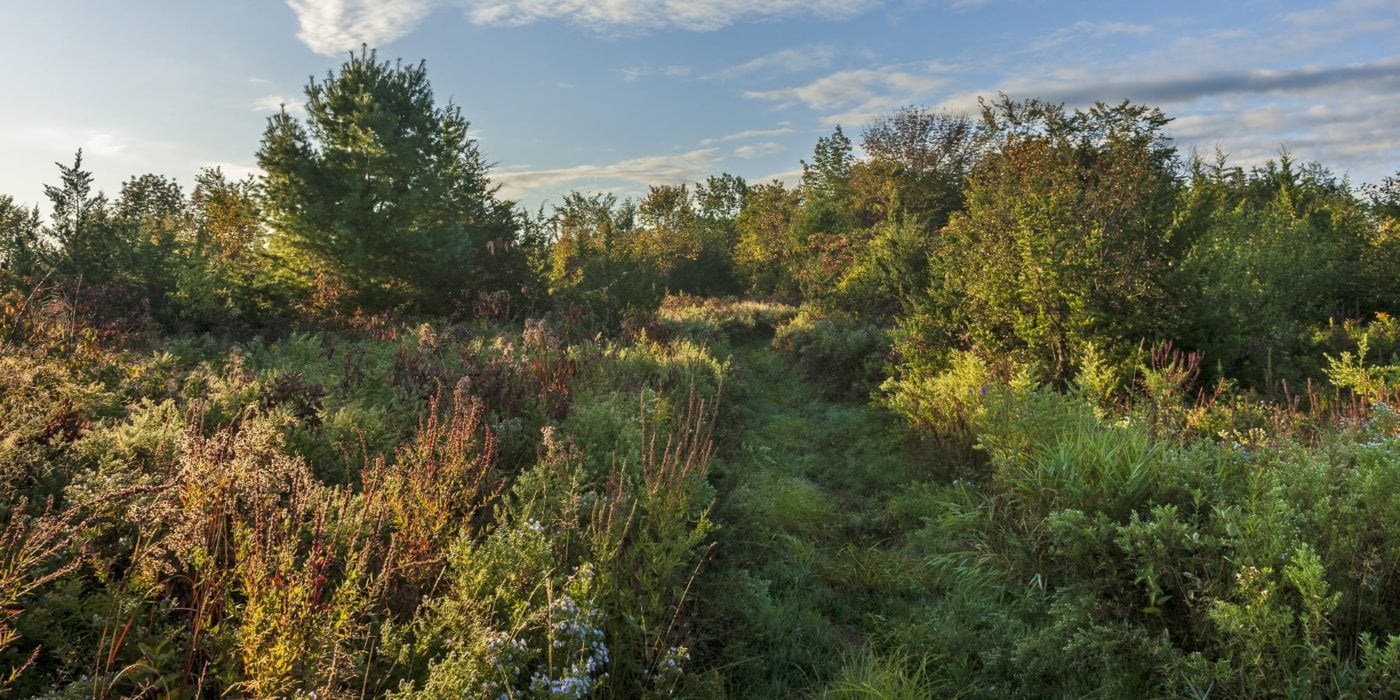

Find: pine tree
<box><xmin>257</xmin><ymin>47</ymin><xmax>520</xmax><ymax>314</ymax></box>
<box><xmin>0</xmin><ymin>196</ymin><xmax>45</xmax><ymax>282</ymax></box>
<box><xmin>44</xmin><ymin>150</ymin><xmax>112</xmax><ymax>280</ymax></box>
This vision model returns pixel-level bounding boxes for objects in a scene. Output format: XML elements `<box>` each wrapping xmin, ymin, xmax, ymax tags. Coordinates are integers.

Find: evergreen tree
<box><xmin>257</xmin><ymin>47</ymin><xmax>520</xmax><ymax>314</ymax></box>
<box><xmin>0</xmin><ymin>196</ymin><xmax>45</xmax><ymax>283</ymax></box>
<box><xmin>44</xmin><ymin>150</ymin><xmax>113</xmax><ymax>281</ymax></box>
<box><xmin>113</xmin><ymin>174</ymin><xmax>188</xmax><ymax>317</ymax></box>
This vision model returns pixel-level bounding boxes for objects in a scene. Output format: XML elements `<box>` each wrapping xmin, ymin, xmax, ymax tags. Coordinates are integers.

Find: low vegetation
<box><xmin>2</xmin><ymin>49</ymin><xmax>1399</xmax><ymax>697</ymax></box>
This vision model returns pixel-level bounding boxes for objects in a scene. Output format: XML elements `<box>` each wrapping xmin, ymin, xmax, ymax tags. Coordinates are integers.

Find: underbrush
<box><xmin>0</xmin><ymin>300</ymin><xmax>729</xmax><ymax>697</ymax></box>
<box><xmin>652</xmin><ymin>294</ymin><xmax>796</xmax><ymax>348</ymax></box>
<box><xmin>867</xmin><ymin>371</ymin><xmax>1400</xmax><ymax>697</ymax></box>
<box><xmin>10</xmin><ymin>285</ymin><xmax>1400</xmax><ymax>697</ymax></box>
<box><xmin>772</xmin><ymin>307</ymin><xmax>890</xmax><ymax>400</ymax></box>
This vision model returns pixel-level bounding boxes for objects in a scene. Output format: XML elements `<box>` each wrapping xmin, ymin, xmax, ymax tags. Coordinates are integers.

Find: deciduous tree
<box><xmin>930</xmin><ymin>97</ymin><xmax>1185</xmax><ymax>381</ymax></box>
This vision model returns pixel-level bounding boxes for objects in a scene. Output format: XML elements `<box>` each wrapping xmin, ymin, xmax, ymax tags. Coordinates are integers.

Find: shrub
<box><xmin>773</xmin><ymin>308</ymin><xmax>889</xmax><ymax>400</ymax></box>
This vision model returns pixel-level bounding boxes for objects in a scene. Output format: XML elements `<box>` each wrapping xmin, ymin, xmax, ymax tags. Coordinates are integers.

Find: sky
<box><xmin>1</xmin><ymin>0</ymin><xmax>1397</xmax><ymax>213</ymax></box>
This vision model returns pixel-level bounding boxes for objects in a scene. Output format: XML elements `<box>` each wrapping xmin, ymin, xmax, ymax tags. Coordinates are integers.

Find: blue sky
<box><xmin>1</xmin><ymin>0</ymin><xmax>1397</xmax><ymax>213</ymax></box>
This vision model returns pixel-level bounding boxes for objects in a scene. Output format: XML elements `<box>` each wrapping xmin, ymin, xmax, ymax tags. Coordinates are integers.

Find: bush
<box><xmin>773</xmin><ymin>308</ymin><xmax>889</xmax><ymax>400</ymax></box>
<box><xmin>881</xmin><ymin>383</ymin><xmax>1400</xmax><ymax>697</ymax></box>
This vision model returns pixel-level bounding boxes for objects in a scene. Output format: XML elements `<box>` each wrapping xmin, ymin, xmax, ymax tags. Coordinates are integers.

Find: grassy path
<box><xmin>700</xmin><ymin>338</ymin><xmax>944</xmax><ymax>697</ymax></box>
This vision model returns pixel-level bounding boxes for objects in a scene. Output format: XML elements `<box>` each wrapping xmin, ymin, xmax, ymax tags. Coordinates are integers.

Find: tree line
<box><xmin>4</xmin><ymin>48</ymin><xmax>1399</xmax><ymax>394</ymax></box>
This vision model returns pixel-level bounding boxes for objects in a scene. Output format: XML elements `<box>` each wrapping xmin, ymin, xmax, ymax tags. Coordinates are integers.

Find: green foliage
<box><xmin>635</xmin><ymin>181</ymin><xmax>745</xmax><ymax>296</ymax></box>
<box><xmin>821</xmin><ymin>650</ymin><xmax>945</xmax><ymax>699</ymax></box>
<box><xmin>258</xmin><ymin>48</ymin><xmax>524</xmax><ymax>315</ymax></box>
<box><xmin>734</xmin><ymin>180</ymin><xmax>803</xmax><ymax>299</ymax></box>
<box><xmin>171</xmin><ymin>168</ymin><xmax>281</xmax><ymax>333</ymax></box>
<box><xmin>853</xmin><ymin>107</ymin><xmax>983</xmax><ymax>236</ymax></box>
<box><xmin>1325</xmin><ymin>332</ymin><xmax>1400</xmax><ymax>403</ymax></box>
<box><xmin>882</xmin><ymin>348</ymin><xmax>1033</xmax><ymax>439</ymax></box>
<box><xmin>817</xmin><ymin>215</ymin><xmax>934</xmax><ymax>320</ymax></box>
<box><xmin>1175</xmin><ymin>154</ymin><xmax>1383</xmax><ymax>385</ymax></box>
<box><xmin>654</xmin><ymin>294</ymin><xmax>796</xmax><ymax>348</ymax></box>
<box><xmin>44</xmin><ymin>150</ymin><xmax>113</xmax><ymax>283</ymax></box>
<box><xmin>773</xmin><ymin>308</ymin><xmax>889</xmax><ymax>399</ymax></box>
<box><xmin>0</xmin><ymin>297</ymin><xmax>734</xmax><ymax>696</ymax></box>
<box><xmin>545</xmin><ymin>192</ymin><xmax>665</xmax><ymax>329</ymax></box>
<box><xmin>391</xmin><ymin>380</ymin><xmax>719</xmax><ymax>698</ymax></box>
<box><xmin>875</xmin><ymin>383</ymin><xmax>1400</xmax><ymax>697</ymax></box>
<box><xmin>1364</xmin><ymin>170</ymin><xmax>1400</xmax><ymax>222</ymax></box>
<box><xmin>0</xmin><ymin>195</ymin><xmax>45</xmax><ymax>284</ymax></box>
<box><xmin>6</xmin><ymin>155</ymin><xmax>281</xmax><ymax>335</ymax></box>
<box><xmin>919</xmin><ymin>97</ymin><xmax>1185</xmax><ymax>383</ymax></box>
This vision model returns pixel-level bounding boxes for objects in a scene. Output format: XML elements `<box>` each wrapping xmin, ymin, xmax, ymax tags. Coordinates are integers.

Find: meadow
<box><xmin>2</xmin><ymin>50</ymin><xmax>1400</xmax><ymax>697</ymax></box>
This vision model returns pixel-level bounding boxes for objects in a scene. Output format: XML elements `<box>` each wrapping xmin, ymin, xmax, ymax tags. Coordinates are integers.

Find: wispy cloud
<box><xmin>758</xmin><ymin>167</ymin><xmax>804</xmax><ymax>186</ymax></box>
<box><xmin>1166</xmin><ymin>92</ymin><xmax>1400</xmax><ymax>175</ymax></box>
<box><xmin>1002</xmin><ymin>58</ymin><xmax>1400</xmax><ymax>107</ymax></box>
<box><xmin>1028</xmin><ymin>20</ymin><xmax>1153</xmax><ymax>52</ymax></box>
<box><xmin>745</xmin><ymin>64</ymin><xmax>955</xmax><ymax>125</ymax></box>
<box><xmin>700</xmin><ymin>126</ymin><xmax>797</xmax><ymax>146</ymax></box>
<box><xmin>287</xmin><ymin>0</ymin><xmax>433</xmax><ymax>55</ymax></box>
<box><xmin>924</xmin><ymin>4</ymin><xmax>1400</xmax><ymax>180</ymax></box>
<box><xmin>620</xmin><ymin>64</ymin><xmax>692</xmax><ymax>82</ymax></box>
<box><xmin>201</xmin><ymin>161</ymin><xmax>266</xmax><ymax>181</ymax></box>
<box><xmin>708</xmin><ymin>44</ymin><xmax>836</xmax><ymax>80</ymax></box>
<box><xmin>3</xmin><ymin>127</ymin><xmax>132</xmax><ymax>158</ymax></box>
<box><xmin>286</xmin><ymin>0</ymin><xmax>882</xmax><ymax>54</ymax></box>
<box><xmin>462</xmin><ymin>0</ymin><xmax>881</xmax><ymax>31</ymax></box>
<box><xmin>734</xmin><ymin>142</ymin><xmax>784</xmax><ymax>159</ymax></box>
<box><xmin>493</xmin><ymin>148</ymin><xmax>723</xmax><ymax>199</ymax></box>
<box><xmin>251</xmin><ymin>95</ymin><xmax>307</xmax><ymax>116</ymax></box>
<box><xmin>78</xmin><ymin>133</ymin><xmax>129</xmax><ymax>158</ymax></box>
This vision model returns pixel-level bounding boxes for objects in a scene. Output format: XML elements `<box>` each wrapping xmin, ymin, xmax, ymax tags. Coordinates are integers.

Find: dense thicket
<box><xmin>3</xmin><ymin>50</ymin><xmax>1400</xmax><ymax>697</ymax></box>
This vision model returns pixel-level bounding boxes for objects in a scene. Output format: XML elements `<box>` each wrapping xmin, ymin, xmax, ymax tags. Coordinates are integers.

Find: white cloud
<box><xmin>287</xmin><ymin>0</ymin><xmax>433</xmax><ymax>55</ymax></box>
<box><xmin>700</xmin><ymin>126</ymin><xmax>797</xmax><ymax>145</ymax></box>
<box><xmin>3</xmin><ymin>127</ymin><xmax>131</xmax><ymax>158</ymax></box>
<box><xmin>1028</xmin><ymin>20</ymin><xmax>1153</xmax><ymax>52</ymax></box>
<box><xmin>251</xmin><ymin>95</ymin><xmax>307</xmax><ymax>116</ymax></box>
<box><xmin>708</xmin><ymin>44</ymin><xmax>836</xmax><ymax>80</ymax></box>
<box><xmin>493</xmin><ymin>148</ymin><xmax>723</xmax><ymax>199</ymax></box>
<box><xmin>734</xmin><ymin>142</ymin><xmax>783</xmax><ymax>159</ymax></box>
<box><xmin>202</xmin><ymin>161</ymin><xmax>266</xmax><ymax>181</ymax></box>
<box><xmin>745</xmin><ymin>65</ymin><xmax>953</xmax><ymax>126</ymax></box>
<box><xmin>462</xmin><ymin>0</ymin><xmax>880</xmax><ymax>31</ymax></box>
<box><xmin>1161</xmin><ymin>91</ymin><xmax>1400</xmax><ymax>176</ymax></box>
<box><xmin>286</xmin><ymin>0</ymin><xmax>881</xmax><ymax>53</ymax></box>
<box><xmin>621</xmin><ymin>64</ymin><xmax>692</xmax><ymax>82</ymax></box>
<box><xmin>926</xmin><ymin>13</ymin><xmax>1400</xmax><ymax>183</ymax></box>
<box><xmin>80</xmin><ymin>133</ymin><xmax>130</xmax><ymax>158</ymax></box>
<box><xmin>938</xmin><ymin>58</ymin><xmax>1400</xmax><ymax>113</ymax></box>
